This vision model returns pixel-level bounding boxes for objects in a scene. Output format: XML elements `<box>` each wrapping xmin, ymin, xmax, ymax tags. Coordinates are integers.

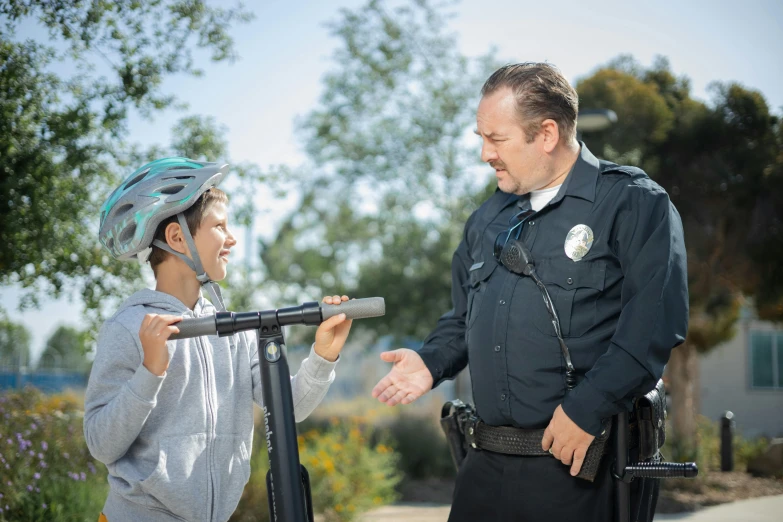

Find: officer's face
<box><xmin>476</xmin><ymin>88</ymin><xmax>553</xmax><ymax>195</ymax></box>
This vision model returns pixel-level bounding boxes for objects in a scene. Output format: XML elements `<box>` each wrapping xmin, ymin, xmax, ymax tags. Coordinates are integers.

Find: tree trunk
<box><xmin>666</xmin><ymin>342</ymin><xmax>700</xmax><ymax>458</ymax></box>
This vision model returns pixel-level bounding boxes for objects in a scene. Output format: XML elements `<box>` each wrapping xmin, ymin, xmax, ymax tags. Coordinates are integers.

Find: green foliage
<box><xmin>0</xmin><ymin>1</ymin><xmax>252</xmax><ymax>333</ymax></box>
<box><xmin>384</xmin><ymin>412</ymin><xmax>454</xmax><ymax>480</ymax></box>
<box><xmin>0</xmin><ymin>317</ymin><xmax>31</xmax><ymax>367</ymax></box>
<box><xmin>299</xmin><ymin>419</ymin><xmax>401</xmax><ymax>521</ymax></box>
<box><xmin>0</xmin><ymin>388</ymin><xmax>108</xmax><ymax>521</ymax></box>
<box><xmin>262</xmin><ymin>0</ymin><xmax>501</xmax><ymax>340</ymax></box>
<box><xmin>663</xmin><ymin>414</ymin><xmax>772</xmax><ymax>478</ymax></box>
<box><xmin>38</xmin><ymin>325</ymin><xmax>90</xmax><ymax>371</ymax></box>
<box><xmin>231</xmin><ymin>418</ymin><xmax>401</xmax><ymax>522</ymax></box>
<box><xmin>578</xmin><ymin>55</ymin><xmax>783</xmax><ymax>347</ymax></box>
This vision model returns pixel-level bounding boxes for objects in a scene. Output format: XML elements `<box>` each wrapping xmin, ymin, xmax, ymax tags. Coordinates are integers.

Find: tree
<box><xmin>38</xmin><ymin>325</ymin><xmax>90</xmax><ymax>371</ymax></box>
<box><xmin>0</xmin><ymin>1</ymin><xmax>252</xmax><ymax>331</ymax></box>
<box><xmin>261</xmin><ymin>0</ymin><xmax>500</xmax><ymax>341</ymax></box>
<box><xmin>577</xmin><ymin>56</ymin><xmax>783</xmax><ymax>454</ymax></box>
<box><xmin>0</xmin><ymin>317</ymin><xmax>31</xmax><ymax>367</ymax></box>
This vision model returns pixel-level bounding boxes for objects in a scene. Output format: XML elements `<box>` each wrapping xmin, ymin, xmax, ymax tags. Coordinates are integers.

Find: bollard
<box><xmin>720</xmin><ymin>411</ymin><xmax>734</xmax><ymax>472</ymax></box>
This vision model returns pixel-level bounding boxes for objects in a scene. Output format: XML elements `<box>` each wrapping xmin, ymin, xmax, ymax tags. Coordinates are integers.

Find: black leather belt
<box><xmin>464</xmin><ymin>417</ymin><xmax>614</xmax><ymax>482</ymax></box>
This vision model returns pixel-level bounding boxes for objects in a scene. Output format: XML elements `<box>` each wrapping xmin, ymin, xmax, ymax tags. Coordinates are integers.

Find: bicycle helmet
<box><xmin>99</xmin><ymin>157</ymin><xmax>230</xmax><ymax>310</ymax></box>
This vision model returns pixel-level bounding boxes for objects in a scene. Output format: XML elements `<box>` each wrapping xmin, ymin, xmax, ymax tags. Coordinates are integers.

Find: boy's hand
<box><xmin>139</xmin><ymin>314</ymin><xmax>182</xmax><ymax>376</ymax></box>
<box><xmin>313</xmin><ymin>295</ymin><xmax>353</xmax><ymax>362</ymax></box>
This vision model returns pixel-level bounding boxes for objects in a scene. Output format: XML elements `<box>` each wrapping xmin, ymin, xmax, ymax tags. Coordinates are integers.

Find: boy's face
<box><xmin>192</xmin><ymin>201</ymin><xmax>236</xmax><ymax>282</ymax></box>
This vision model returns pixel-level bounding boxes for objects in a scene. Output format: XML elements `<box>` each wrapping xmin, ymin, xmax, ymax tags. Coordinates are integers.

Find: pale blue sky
<box><xmin>3</xmin><ymin>0</ymin><xmax>782</xmax><ymax>363</ymax></box>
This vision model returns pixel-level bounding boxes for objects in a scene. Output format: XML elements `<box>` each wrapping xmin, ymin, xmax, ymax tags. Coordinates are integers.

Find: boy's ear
<box><xmin>164</xmin><ymin>222</ymin><xmax>189</xmax><ymax>255</ymax></box>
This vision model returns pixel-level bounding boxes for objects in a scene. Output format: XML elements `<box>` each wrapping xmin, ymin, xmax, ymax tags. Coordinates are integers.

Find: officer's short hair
<box><xmin>481</xmin><ymin>62</ymin><xmax>578</xmax><ymax>143</ymax></box>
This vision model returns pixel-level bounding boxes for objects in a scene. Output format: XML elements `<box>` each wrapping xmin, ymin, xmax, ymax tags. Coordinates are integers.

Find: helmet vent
<box><xmin>113</xmin><ymin>203</ymin><xmax>134</xmax><ymax>217</ymax></box>
<box><xmin>166</xmin><ymin>166</ymin><xmax>195</xmax><ymax>171</ymax></box>
<box><xmin>124</xmin><ymin>168</ymin><xmax>150</xmax><ymax>189</ymax></box>
<box><xmin>119</xmin><ymin>223</ymin><xmax>136</xmax><ymax>244</ymax></box>
<box><xmin>159</xmin><ymin>184</ymin><xmax>186</xmax><ymax>195</ymax></box>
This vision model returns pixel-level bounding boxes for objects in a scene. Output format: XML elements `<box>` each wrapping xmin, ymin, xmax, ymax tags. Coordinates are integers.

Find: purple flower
<box><xmin>63</xmin><ymin>452</ymin><xmax>69</xmax><ymax>459</ymax></box>
<box><xmin>29</xmin><ymin>450</ymin><xmax>35</xmax><ymax>456</ymax></box>
<box><xmin>38</xmin><ymin>452</ymin><xmax>43</xmax><ymax>459</ymax></box>
<box><xmin>5</xmin><ymin>439</ymin><xmax>11</xmax><ymax>445</ymax></box>
<box><xmin>80</xmin><ymin>471</ymin><xmax>86</xmax><ymax>481</ymax></box>
<box><xmin>6</xmin><ymin>481</ymin><xmax>11</xmax><ymax>486</ymax></box>
<box><xmin>88</xmin><ymin>462</ymin><xmax>97</xmax><ymax>474</ymax></box>
<box><xmin>39</xmin><ymin>460</ymin><xmax>47</xmax><ymax>468</ymax></box>
<box><xmin>42</xmin><ymin>503</ymin><xmax>47</xmax><ymax>509</ymax></box>
<box><xmin>30</xmin><ymin>423</ymin><xmax>37</xmax><ymax>430</ymax></box>
<box><xmin>35</xmin><ymin>487</ymin><xmax>39</xmax><ymax>493</ymax></box>
<box><xmin>34</xmin><ymin>472</ymin><xmax>40</xmax><ymax>480</ymax></box>
<box><xmin>41</xmin><ymin>441</ymin><xmax>48</xmax><ymax>451</ymax></box>
<box><xmin>27</xmin><ymin>485</ymin><xmax>33</xmax><ymax>492</ymax></box>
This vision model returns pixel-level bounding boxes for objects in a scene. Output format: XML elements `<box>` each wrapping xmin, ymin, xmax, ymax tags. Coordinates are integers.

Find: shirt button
<box><xmin>529</xmin><ymin>221</ymin><xmax>535</xmax><ymax>226</ymax></box>
<box><xmin>494</xmin><ymin>345</ymin><xmax>501</xmax><ymax>352</ymax></box>
<box><xmin>499</xmin><ymin>299</ymin><xmax>506</xmax><ymax>305</ymax></box>
<box><xmin>567</xmin><ymin>277</ymin><xmax>574</xmax><ymax>285</ymax></box>
<box><xmin>500</xmin><ymin>394</ymin><xmax>507</xmax><ymax>401</ymax></box>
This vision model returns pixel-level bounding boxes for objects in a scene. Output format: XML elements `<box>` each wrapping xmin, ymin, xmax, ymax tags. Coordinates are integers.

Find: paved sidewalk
<box><xmin>359</xmin><ymin>494</ymin><xmax>783</xmax><ymax>521</ymax></box>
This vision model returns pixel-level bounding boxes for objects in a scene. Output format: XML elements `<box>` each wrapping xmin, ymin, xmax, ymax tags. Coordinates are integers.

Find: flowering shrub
<box><xmin>231</xmin><ymin>416</ymin><xmax>401</xmax><ymax>522</ymax></box>
<box><xmin>300</xmin><ymin>417</ymin><xmax>401</xmax><ymax>522</ymax></box>
<box><xmin>0</xmin><ymin>388</ymin><xmax>107</xmax><ymax>521</ymax></box>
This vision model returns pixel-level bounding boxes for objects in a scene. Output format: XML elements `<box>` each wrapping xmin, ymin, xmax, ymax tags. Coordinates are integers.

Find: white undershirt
<box><xmin>529</xmin><ymin>184</ymin><xmax>562</xmax><ymax>212</ymax></box>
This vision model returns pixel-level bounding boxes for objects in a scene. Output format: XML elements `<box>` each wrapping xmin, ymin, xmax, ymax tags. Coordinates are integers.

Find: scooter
<box><xmin>172</xmin><ymin>297</ymin><xmax>385</xmax><ymax>522</ymax></box>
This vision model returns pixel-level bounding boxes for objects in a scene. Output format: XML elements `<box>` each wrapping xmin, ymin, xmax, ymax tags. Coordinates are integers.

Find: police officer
<box><xmin>372</xmin><ymin>62</ymin><xmax>688</xmax><ymax>522</ymax></box>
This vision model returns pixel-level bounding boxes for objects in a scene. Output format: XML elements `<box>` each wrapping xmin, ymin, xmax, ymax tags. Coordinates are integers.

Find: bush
<box><xmin>231</xmin><ymin>416</ymin><xmax>401</xmax><ymax>522</ymax></box>
<box><xmin>383</xmin><ymin>413</ymin><xmax>455</xmax><ymax>480</ymax></box>
<box><xmin>662</xmin><ymin>414</ymin><xmax>773</xmax><ymax>483</ymax></box>
<box><xmin>0</xmin><ymin>387</ymin><xmax>108</xmax><ymax>521</ymax></box>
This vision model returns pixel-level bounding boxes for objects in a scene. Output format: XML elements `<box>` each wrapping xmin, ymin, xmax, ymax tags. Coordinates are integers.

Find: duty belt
<box><xmin>464</xmin><ymin>417</ymin><xmax>615</xmax><ymax>482</ymax></box>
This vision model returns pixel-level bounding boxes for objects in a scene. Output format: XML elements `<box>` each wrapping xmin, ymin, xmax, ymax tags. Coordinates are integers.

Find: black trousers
<box><xmin>448</xmin><ymin>447</ymin><xmax>659</xmax><ymax>522</ymax></box>
<box><xmin>448</xmin><ymin>447</ymin><xmax>614</xmax><ymax>522</ymax></box>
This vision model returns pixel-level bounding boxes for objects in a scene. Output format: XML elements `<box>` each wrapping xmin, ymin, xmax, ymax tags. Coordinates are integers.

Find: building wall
<box><xmin>699</xmin><ymin>319</ymin><xmax>783</xmax><ymax>438</ymax></box>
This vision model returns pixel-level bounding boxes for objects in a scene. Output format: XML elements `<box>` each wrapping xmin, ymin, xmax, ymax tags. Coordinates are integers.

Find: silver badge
<box><xmin>564</xmin><ymin>224</ymin><xmax>594</xmax><ymax>261</ymax></box>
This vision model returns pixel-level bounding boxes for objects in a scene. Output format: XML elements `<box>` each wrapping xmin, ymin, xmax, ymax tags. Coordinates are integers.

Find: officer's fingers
<box><xmin>551</xmin><ymin>442</ymin><xmax>563</xmax><ymax>461</ymax></box>
<box><xmin>379</xmin><ymin>350</ymin><xmax>405</xmax><ymax>364</ymax></box>
<box><xmin>386</xmin><ymin>388</ymin><xmax>408</xmax><ymax>407</ymax></box>
<box><xmin>400</xmin><ymin>393</ymin><xmax>419</xmax><ymax>405</ymax></box>
<box><xmin>377</xmin><ymin>384</ymin><xmax>400</xmax><ymax>404</ymax></box>
<box><xmin>371</xmin><ymin>375</ymin><xmax>394</xmax><ymax>398</ymax></box>
<box><xmin>570</xmin><ymin>448</ymin><xmax>587</xmax><ymax>476</ymax></box>
<box><xmin>541</xmin><ymin>427</ymin><xmax>554</xmax><ymax>451</ymax></box>
<box><xmin>560</xmin><ymin>446</ymin><xmax>575</xmax><ymax>466</ymax></box>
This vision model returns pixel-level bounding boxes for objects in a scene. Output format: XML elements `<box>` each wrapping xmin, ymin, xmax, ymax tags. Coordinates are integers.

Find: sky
<box><xmin>3</xmin><ymin>0</ymin><xmax>782</xmax><ymax>364</ymax></box>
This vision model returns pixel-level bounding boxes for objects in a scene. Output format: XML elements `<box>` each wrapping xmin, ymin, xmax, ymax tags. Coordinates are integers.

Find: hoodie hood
<box><xmin>116</xmin><ymin>288</ymin><xmax>215</xmax><ymax>317</ymax></box>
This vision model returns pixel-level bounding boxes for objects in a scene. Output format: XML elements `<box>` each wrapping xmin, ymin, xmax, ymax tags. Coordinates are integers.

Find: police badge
<box><xmin>564</xmin><ymin>224</ymin><xmax>594</xmax><ymax>261</ymax></box>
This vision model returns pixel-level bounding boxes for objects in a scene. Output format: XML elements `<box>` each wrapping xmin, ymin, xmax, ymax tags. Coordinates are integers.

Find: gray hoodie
<box><xmin>84</xmin><ymin>289</ymin><xmax>338</xmax><ymax>522</ymax></box>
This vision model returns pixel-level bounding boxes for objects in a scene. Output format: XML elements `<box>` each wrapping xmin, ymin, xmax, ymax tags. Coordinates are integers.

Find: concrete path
<box><xmin>359</xmin><ymin>494</ymin><xmax>783</xmax><ymax>521</ymax></box>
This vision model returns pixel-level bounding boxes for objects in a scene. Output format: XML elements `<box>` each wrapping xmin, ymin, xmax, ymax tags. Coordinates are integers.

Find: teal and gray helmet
<box><xmin>99</xmin><ymin>157</ymin><xmax>230</xmax><ymax>310</ymax></box>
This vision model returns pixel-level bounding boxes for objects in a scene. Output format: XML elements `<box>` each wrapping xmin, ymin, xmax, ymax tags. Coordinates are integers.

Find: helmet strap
<box><xmin>150</xmin><ymin>213</ymin><xmax>227</xmax><ymax>312</ymax></box>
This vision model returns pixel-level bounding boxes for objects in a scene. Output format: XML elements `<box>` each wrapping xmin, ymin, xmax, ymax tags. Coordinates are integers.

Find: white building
<box><xmin>700</xmin><ymin>316</ymin><xmax>783</xmax><ymax>438</ymax></box>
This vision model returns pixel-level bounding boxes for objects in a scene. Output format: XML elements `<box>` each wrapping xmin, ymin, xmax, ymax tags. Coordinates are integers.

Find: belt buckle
<box><xmin>465</xmin><ymin>416</ymin><xmax>480</xmax><ymax>449</ymax></box>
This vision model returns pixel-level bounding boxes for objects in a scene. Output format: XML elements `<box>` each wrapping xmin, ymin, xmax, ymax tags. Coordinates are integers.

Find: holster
<box><xmin>632</xmin><ymin>379</ymin><xmax>666</xmax><ymax>461</ymax></box>
<box><xmin>439</xmin><ymin>400</ymin><xmax>475</xmax><ymax>469</ymax></box>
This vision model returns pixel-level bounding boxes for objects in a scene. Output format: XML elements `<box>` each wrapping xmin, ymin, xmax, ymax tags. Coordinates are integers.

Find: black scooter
<box><xmin>172</xmin><ymin>297</ymin><xmax>385</xmax><ymax>522</ymax></box>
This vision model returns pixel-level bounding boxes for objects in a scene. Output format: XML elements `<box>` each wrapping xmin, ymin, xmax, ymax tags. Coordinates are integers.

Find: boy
<box><xmin>84</xmin><ymin>158</ymin><xmax>352</xmax><ymax>522</ymax></box>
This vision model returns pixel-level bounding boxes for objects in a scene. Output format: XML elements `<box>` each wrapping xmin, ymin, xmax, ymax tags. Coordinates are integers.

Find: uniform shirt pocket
<box><xmin>531</xmin><ymin>258</ymin><xmax>606</xmax><ymax>338</ymax></box>
<box><xmin>464</xmin><ymin>261</ymin><xmax>497</xmax><ymax>331</ymax></box>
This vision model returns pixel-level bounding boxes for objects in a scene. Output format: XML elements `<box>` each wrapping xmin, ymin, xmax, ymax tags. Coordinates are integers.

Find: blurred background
<box><xmin>1</xmin><ymin>0</ymin><xmax>782</xmax><ymax>520</ymax></box>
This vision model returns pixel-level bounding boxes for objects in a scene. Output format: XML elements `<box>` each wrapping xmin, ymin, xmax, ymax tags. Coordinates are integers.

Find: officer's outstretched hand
<box><xmin>372</xmin><ymin>349</ymin><xmax>434</xmax><ymax>406</ymax></box>
<box><xmin>541</xmin><ymin>405</ymin><xmax>595</xmax><ymax>476</ymax></box>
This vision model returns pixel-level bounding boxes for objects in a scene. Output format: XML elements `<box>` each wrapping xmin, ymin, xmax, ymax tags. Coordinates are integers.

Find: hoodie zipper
<box><xmin>197</xmin><ymin>332</ymin><xmax>217</xmax><ymax>521</ymax></box>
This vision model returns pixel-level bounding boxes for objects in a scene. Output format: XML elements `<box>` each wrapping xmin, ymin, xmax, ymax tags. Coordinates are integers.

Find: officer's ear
<box><xmin>539</xmin><ymin>118</ymin><xmax>560</xmax><ymax>154</ymax></box>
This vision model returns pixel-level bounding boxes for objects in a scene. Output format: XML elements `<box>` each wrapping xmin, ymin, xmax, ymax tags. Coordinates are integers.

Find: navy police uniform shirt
<box><xmin>418</xmin><ymin>143</ymin><xmax>688</xmax><ymax>436</ymax></box>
